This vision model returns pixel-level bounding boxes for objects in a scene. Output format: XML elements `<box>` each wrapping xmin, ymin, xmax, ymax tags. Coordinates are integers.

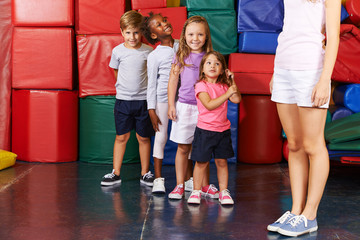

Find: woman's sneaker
<box><xmin>152</xmin><ymin>177</ymin><xmax>166</xmax><ymax>193</ymax></box>
<box><xmin>140</xmin><ymin>171</ymin><xmax>154</xmax><ymax>187</ymax></box>
<box><xmin>168</xmin><ymin>184</ymin><xmax>184</xmax><ymax>199</ymax></box>
<box><xmin>184</xmin><ymin>177</ymin><xmax>193</xmax><ymax>191</ymax></box>
<box><xmin>278</xmin><ymin>215</ymin><xmax>318</xmax><ymax>237</ymax></box>
<box><xmin>201</xmin><ymin>184</ymin><xmax>219</xmax><ymax>199</ymax></box>
<box><xmin>101</xmin><ymin>170</ymin><xmax>121</xmax><ymax>186</ymax></box>
<box><xmin>267</xmin><ymin>211</ymin><xmax>295</xmax><ymax>232</ymax></box>
<box><xmin>218</xmin><ymin>189</ymin><xmax>234</xmax><ymax>205</ymax></box>
<box><xmin>187</xmin><ymin>190</ymin><xmax>201</xmax><ymax>204</ymax></box>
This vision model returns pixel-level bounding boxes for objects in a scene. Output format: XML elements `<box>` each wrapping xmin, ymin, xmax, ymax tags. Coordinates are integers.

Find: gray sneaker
<box><xmin>152</xmin><ymin>177</ymin><xmax>165</xmax><ymax>193</ymax></box>
<box><xmin>184</xmin><ymin>177</ymin><xmax>193</xmax><ymax>191</ymax></box>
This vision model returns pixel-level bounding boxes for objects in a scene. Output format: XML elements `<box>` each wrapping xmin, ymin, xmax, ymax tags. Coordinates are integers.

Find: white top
<box><xmin>146</xmin><ymin>40</ymin><xmax>179</xmax><ymax>109</ymax></box>
<box><xmin>275</xmin><ymin>0</ymin><xmax>326</xmax><ymax>70</ymax></box>
<box><xmin>109</xmin><ymin>43</ymin><xmax>153</xmax><ymax>100</ymax></box>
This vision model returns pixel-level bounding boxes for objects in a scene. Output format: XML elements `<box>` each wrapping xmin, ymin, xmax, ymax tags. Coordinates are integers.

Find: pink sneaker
<box><xmin>219</xmin><ymin>189</ymin><xmax>234</xmax><ymax>205</ymax></box>
<box><xmin>201</xmin><ymin>184</ymin><xmax>219</xmax><ymax>199</ymax></box>
<box><xmin>187</xmin><ymin>190</ymin><xmax>201</xmax><ymax>204</ymax></box>
<box><xmin>168</xmin><ymin>184</ymin><xmax>184</xmax><ymax>200</ymax></box>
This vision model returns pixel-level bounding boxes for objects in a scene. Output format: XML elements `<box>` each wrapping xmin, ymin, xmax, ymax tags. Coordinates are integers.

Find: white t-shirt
<box><xmin>275</xmin><ymin>0</ymin><xmax>326</xmax><ymax>70</ymax></box>
<box><xmin>146</xmin><ymin>40</ymin><xmax>179</xmax><ymax>109</ymax></box>
<box><xmin>109</xmin><ymin>43</ymin><xmax>153</xmax><ymax>100</ymax></box>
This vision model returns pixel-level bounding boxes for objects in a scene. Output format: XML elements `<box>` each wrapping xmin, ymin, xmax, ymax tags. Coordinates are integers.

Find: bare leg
<box><xmin>277</xmin><ymin>103</ymin><xmax>308</xmax><ymax>215</ymax></box>
<box><xmin>113</xmin><ymin>132</ymin><xmax>130</xmax><ymax>176</ymax></box>
<box><xmin>215</xmin><ymin>159</ymin><xmax>228</xmax><ymax>192</ymax></box>
<box><xmin>185</xmin><ymin>159</ymin><xmax>193</xmax><ymax>180</ymax></box>
<box><xmin>153</xmin><ymin>157</ymin><xmax>163</xmax><ymax>179</ymax></box>
<box><xmin>136</xmin><ymin>133</ymin><xmax>151</xmax><ymax>176</ymax></box>
<box><xmin>175</xmin><ymin>144</ymin><xmax>192</xmax><ymax>185</ymax></box>
<box><xmin>193</xmin><ymin>162</ymin><xmax>208</xmax><ymax>191</ymax></box>
<box><xmin>299</xmin><ymin>107</ymin><xmax>329</xmax><ymax>220</ymax></box>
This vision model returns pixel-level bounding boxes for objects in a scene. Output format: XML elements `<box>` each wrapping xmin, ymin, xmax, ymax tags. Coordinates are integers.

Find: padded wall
<box><xmin>12</xmin><ymin>27</ymin><xmax>74</xmax><ymax>90</ymax></box>
<box><xmin>346</xmin><ymin>0</ymin><xmax>360</xmax><ymax>26</ymax></box>
<box><xmin>131</xmin><ymin>0</ymin><xmax>166</xmax><ymax>10</ymax></box>
<box><xmin>333</xmin><ymin>84</ymin><xmax>360</xmax><ymax>113</ymax></box>
<box><xmin>77</xmin><ymin>34</ymin><xmax>124</xmax><ymax>97</ymax></box>
<box><xmin>79</xmin><ymin>96</ymin><xmax>140</xmax><ymax>164</ymax></box>
<box><xmin>188</xmin><ymin>10</ymin><xmax>238</xmax><ymax>55</ymax></box>
<box><xmin>12</xmin><ymin>90</ymin><xmax>78</xmax><ymax>163</ymax></box>
<box><xmin>238</xmin><ymin>32</ymin><xmax>279</xmax><ymax>54</ymax></box>
<box><xmin>180</xmin><ymin>0</ymin><xmax>234</xmax><ymax>10</ymax></box>
<box><xmin>75</xmin><ymin>0</ymin><xmax>125</xmax><ymax>34</ymax></box>
<box><xmin>12</xmin><ymin>0</ymin><xmax>74</xmax><ymax>26</ymax></box>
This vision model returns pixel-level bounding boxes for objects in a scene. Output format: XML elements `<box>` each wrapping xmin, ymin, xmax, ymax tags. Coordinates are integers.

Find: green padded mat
<box><xmin>188</xmin><ymin>10</ymin><xmax>238</xmax><ymax>55</ymax></box>
<box><xmin>325</xmin><ymin>112</ymin><xmax>360</xmax><ymax>144</ymax></box>
<box><xmin>181</xmin><ymin>0</ymin><xmax>234</xmax><ymax>11</ymax></box>
<box><xmin>328</xmin><ymin>139</ymin><xmax>360</xmax><ymax>151</ymax></box>
<box><xmin>79</xmin><ymin>96</ymin><xmax>140</xmax><ymax>164</ymax></box>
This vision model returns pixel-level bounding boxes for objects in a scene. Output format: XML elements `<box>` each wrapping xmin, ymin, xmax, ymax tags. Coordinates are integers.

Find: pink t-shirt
<box><xmin>275</xmin><ymin>0</ymin><xmax>326</xmax><ymax>70</ymax></box>
<box><xmin>195</xmin><ymin>81</ymin><xmax>231</xmax><ymax>132</ymax></box>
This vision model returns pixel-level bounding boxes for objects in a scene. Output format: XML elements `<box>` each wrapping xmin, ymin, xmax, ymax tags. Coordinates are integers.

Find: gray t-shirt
<box><xmin>109</xmin><ymin>43</ymin><xmax>153</xmax><ymax>100</ymax></box>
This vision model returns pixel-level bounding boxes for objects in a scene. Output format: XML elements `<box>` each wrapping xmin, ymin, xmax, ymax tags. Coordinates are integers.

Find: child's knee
<box><xmin>215</xmin><ymin>159</ymin><xmax>227</xmax><ymax>168</ymax></box>
<box><xmin>177</xmin><ymin>144</ymin><xmax>191</xmax><ymax>155</ymax></box>
<box><xmin>115</xmin><ymin>133</ymin><xmax>130</xmax><ymax>144</ymax></box>
<box><xmin>136</xmin><ymin>134</ymin><xmax>150</xmax><ymax>145</ymax></box>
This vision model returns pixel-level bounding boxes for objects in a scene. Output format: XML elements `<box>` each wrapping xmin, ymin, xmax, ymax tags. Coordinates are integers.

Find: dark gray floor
<box><xmin>0</xmin><ymin>161</ymin><xmax>359</xmax><ymax>240</ymax></box>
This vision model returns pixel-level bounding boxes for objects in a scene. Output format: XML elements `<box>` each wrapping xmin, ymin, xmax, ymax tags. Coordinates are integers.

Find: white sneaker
<box><xmin>152</xmin><ymin>177</ymin><xmax>166</xmax><ymax>193</ymax></box>
<box><xmin>184</xmin><ymin>177</ymin><xmax>193</xmax><ymax>192</ymax></box>
<box><xmin>187</xmin><ymin>190</ymin><xmax>201</xmax><ymax>204</ymax></box>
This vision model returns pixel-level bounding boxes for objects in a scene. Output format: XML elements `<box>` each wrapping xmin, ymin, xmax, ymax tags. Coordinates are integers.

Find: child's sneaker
<box><xmin>101</xmin><ymin>170</ymin><xmax>121</xmax><ymax>186</ymax></box>
<box><xmin>201</xmin><ymin>184</ymin><xmax>219</xmax><ymax>199</ymax></box>
<box><xmin>218</xmin><ymin>189</ymin><xmax>234</xmax><ymax>205</ymax></box>
<box><xmin>184</xmin><ymin>177</ymin><xmax>193</xmax><ymax>192</ymax></box>
<box><xmin>187</xmin><ymin>190</ymin><xmax>201</xmax><ymax>204</ymax></box>
<box><xmin>140</xmin><ymin>171</ymin><xmax>154</xmax><ymax>187</ymax></box>
<box><xmin>267</xmin><ymin>211</ymin><xmax>295</xmax><ymax>232</ymax></box>
<box><xmin>152</xmin><ymin>177</ymin><xmax>165</xmax><ymax>193</ymax></box>
<box><xmin>278</xmin><ymin>215</ymin><xmax>318</xmax><ymax>237</ymax></box>
<box><xmin>168</xmin><ymin>184</ymin><xmax>184</xmax><ymax>199</ymax></box>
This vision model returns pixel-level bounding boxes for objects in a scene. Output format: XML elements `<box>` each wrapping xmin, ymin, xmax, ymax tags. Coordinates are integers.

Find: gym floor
<box><xmin>0</xmin><ymin>160</ymin><xmax>359</xmax><ymax>240</ymax></box>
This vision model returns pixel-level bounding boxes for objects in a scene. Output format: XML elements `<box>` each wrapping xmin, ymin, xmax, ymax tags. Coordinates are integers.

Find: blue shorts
<box><xmin>191</xmin><ymin>127</ymin><xmax>234</xmax><ymax>163</ymax></box>
<box><xmin>114</xmin><ymin>99</ymin><xmax>154</xmax><ymax>137</ymax></box>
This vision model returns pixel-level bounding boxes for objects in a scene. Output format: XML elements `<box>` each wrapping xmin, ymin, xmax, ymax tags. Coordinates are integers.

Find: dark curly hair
<box><xmin>141</xmin><ymin>12</ymin><xmax>161</xmax><ymax>45</ymax></box>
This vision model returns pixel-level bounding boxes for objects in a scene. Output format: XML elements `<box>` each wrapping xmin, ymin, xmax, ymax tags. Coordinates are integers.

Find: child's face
<box><xmin>121</xmin><ymin>26</ymin><xmax>142</xmax><ymax>49</ymax></box>
<box><xmin>203</xmin><ymin>54</ymin><xmax>223</xmax><ymax>81</ymax></box>
<box><xmin>149</xmin><ymin>15</ymin><xmax>173</xmax><ymax>41</ymax></box>
<box><xmin>185</xmin><ymin>22</ymin><xmax>206</xmax><ymax>53</ymax></box>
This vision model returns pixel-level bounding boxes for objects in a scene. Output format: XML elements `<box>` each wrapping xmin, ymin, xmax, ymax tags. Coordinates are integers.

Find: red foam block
<box><xmin>237</xmin><ymin>95</ymin><xmax>282</xmax><ymax>164</ymax></box>
<box><xmin>12</xmin><ymin>0</ymin><xmax>74</xmax><ymax>26</ymax></box>
<box><xmin>75</xmin><ymin>0</ymin><xmax>125</xmax><ymax>34</ymax></box>
<box><xmin>346</xmin><ymin>0</ymin><xmax>360</xmax><ymax>26</ymax></box>
<box><xmin>12</xmin><ymin>27</ymin><xmax>74</xmax><ymax>90</ymax></box>
<box><xmin>132</xmin><ymin>0</ymin><xmax>166</xmax><ymax>10</ymax></box>
<box><xmin>77</xmin><ymin>34</ymin><xmax>124</xmax><ymax>97</ymax></box>
<box><xmin>12</xmin><ymin>90</ymin><xmax>78</xmax><ymax>163</ymax></box>
<box><xmin>340</xmin><ymin>156</ymin><xmax>360</xmax><ymax>165</ymax></box>
<box><xmin>138</xmin><ymin>7</ymin><xmax>187</xmax><ymax>47</ymax></box>
<box><xmin>234</xmin><ymin>72</ymin><xmax>272</xmax><ymax>95</ymax></box>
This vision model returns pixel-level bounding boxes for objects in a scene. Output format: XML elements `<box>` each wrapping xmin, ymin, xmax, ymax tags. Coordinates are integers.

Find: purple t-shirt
<box><xmin>173</xmin><ymin>52</ymin><xmax>205</xmax><ymax>105</ymax></box>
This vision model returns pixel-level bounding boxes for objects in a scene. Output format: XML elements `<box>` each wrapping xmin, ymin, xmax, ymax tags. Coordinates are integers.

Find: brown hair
<box><xmin>120</xmin><ymin>10</ymin><xmax>143</xmax><ymax>30</ymax></box>
<box><xmin>198</xmin><ymin>51</ymin><xmax>231</xmax><ymax>87</ymax></box>
<box><xmin>175</xmin><ymin>16</ymin><xmax>213</xmax><ymax>69</ymax></box>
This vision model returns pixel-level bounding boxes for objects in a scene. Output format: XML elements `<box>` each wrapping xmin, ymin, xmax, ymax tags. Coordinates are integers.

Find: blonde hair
<box><xmin>120</xmin><ymin>10</ymin><xmax>143</xmax><ymax>30</ymax></box>
<box><xmin>175</xmin><ymin>16</ymin><xmax>213</xmax><ymax>69</ymax></box>
<box><xmin>198</xmin><ymin>51</ymin><xmax>231</xmax><ymax>87</ymax></box>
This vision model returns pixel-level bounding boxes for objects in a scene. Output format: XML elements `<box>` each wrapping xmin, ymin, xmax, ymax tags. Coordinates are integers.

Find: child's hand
<box><xmin>168</xmin><ymin>105</ymin><xmax>177</xmax><ymax>121</ymax></box>
<box><xmin>227</xmin><ymin>84</ymin><xmax>238</xmax><ymax>98</ymax></box>
<box><xmin>225</xmin><ymin>69</ymin><xmax>234</xmax><ymax>81</ymax></box>
<box><xmin>269</xmin><ymin>76</ymin><xmax>274</xmax><ymax>93</ymax></box>
<box><xmin>149</xmin><ymin>109</ymin><xmax>161</xmax><ymax>132</ymax></box>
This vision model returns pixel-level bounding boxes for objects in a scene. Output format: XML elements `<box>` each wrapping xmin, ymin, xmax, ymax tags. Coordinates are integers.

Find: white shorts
<box><xmin>169</xmin><ymin>101</ymin><xmax>198</xmax><ymax>144</ymax></box>
<box><xmin>153</xmin><ymin>102</ymin><xmax>169</xmax><ymax>159</ymax></box>
<box><xmin>271</xmin><ymin>68</ymin><xmax>330</xmax><ymax>108</ymax></box>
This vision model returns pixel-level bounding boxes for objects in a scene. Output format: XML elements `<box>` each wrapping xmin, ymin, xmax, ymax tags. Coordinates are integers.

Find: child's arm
<box><xmin>198</xmin><ymin>85</ymin><xmax>238</xmax><ymax>111</ymax></box>
<box><xmin>147</xmin><ymin>56</ymin><xmax>161</xmax><ymax>131</ymax></box>
<box><xmin>228</xmin><ymin>77</ymin><xmax>242</xmax><ymax>104</ymax></box>
<box><xmin>167</xmin><ymin>64</ymin><xmax>180</xmax><ymax>120</ymax></box>
<box><xmin>113</xmin><ymin>69</ymin><xmax>118</xmax><ymax>81</ymax></box>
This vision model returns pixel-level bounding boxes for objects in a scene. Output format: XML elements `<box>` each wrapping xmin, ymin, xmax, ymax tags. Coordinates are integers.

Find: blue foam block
<box><xmin>238</xmin><ymin>31</ymin><xmax>279</xmax><ymax>54</ymax></box>
<box><xmin>331</xmin><ymin>107</ymin><xmax>354</xmax><ymax>121</ymax></box>
<box><xmin>333</xmin><ymin>84</ymin><xmax>360</xmax><ymax>113</ymax></box>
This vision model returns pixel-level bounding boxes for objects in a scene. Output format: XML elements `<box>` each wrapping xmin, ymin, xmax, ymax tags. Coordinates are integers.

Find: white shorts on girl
<box><xmin>170</xmin><ymin>101</ymin><xmax>198</xmax><ymax>144</ymax></box>
<box><xmin>153</xmin><ymin>102</ymin><xmax>169</xmax><ymax>159</ymax></box>
<box><xmin>271</xmin><ymin>68</ymin><xmax>330</xmax><ymax>108</ymax></box>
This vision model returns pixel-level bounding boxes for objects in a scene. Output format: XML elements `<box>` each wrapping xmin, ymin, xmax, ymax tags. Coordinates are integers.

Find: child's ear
<box><xmin>151</xmin><ymin>33</ymin><xmax>158</xmax><ymax>40</ymax></box>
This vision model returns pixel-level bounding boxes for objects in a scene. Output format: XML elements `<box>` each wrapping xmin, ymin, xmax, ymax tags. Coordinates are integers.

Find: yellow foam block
<box><xmin>167</xmin><ymin>0</ymin><xmax>180</xmax><ymax>7</ymax></box>
<box><xmin>0</xmin><ymin>150</ymin><xmax>17</xmax><ymax>170</ymax></box>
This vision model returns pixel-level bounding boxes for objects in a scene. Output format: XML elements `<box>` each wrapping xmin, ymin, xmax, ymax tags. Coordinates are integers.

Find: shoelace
<box><xmin>288</xmin><ymin>215</ymin><xmax>308</xmax><ymax>228</ymax></box>
<box><xmin>221</xmin><ymin>189</ymin><xmax>231</xmax><ymax>198</ymax></box>
<box><xmin>143</xmin><ymin>171</ymin><xmax>154</xmax><ymax>180</ymax></box>
<box><xmin>173</xmin><ymin>184</ymin><xmax>183</xmax><ymax>193</ymax></box>
<box><xmin>206</xmin><ymin>184</ymin><xmax>218</xmax><ymax>194</ymax></box>
<box><xmin>276</xmin><ymin>211</ymin><xmax>292</xmax><ymax>224</ymax></box>
<box><xmin>190</xmin><ymin>190</ymin><xmax>201</xmax><ymax>198</ymax></box>
<box><xmin>104</xmin><ymin>172</ymin><xmax>115</xmax><ymax>178</ymax></box>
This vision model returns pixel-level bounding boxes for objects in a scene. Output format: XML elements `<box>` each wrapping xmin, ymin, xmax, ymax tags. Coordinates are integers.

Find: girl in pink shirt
<box><xmin>187</xmin><ymin>51</ymin><xmax>241</xmax><ymax>205</ymax></box>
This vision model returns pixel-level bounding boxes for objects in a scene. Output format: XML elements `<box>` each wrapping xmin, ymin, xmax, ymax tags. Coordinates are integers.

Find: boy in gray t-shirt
<box><xmin>101</xmin><ymin>10</ymin><xmax>154</xmax><ymax>187</ymax></box>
